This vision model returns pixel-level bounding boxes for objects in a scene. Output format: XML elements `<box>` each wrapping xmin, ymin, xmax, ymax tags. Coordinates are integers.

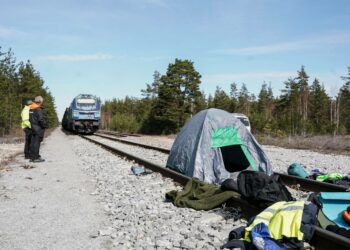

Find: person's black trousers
<box><xmin>23</xmin><ymin>128</ymin><xmax>32</xmax><ymax>158</ymax></box>
<box><xmin>29</xmin><ymin>133</ymin><xmax>43</xmax><ymax>160</ymax></box>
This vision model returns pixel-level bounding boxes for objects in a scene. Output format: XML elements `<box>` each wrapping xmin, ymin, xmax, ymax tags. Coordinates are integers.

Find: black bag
<box><xmin>237</xmin><ymin>170</ymin><xmax>294</xmax><ymax>208</ymax></box>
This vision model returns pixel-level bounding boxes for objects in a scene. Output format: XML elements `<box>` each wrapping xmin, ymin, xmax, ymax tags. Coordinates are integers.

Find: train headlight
<box><xmin>73</xmin><ymin>111</ymin><xmax>79</xmax><ymax>118</ymax></box>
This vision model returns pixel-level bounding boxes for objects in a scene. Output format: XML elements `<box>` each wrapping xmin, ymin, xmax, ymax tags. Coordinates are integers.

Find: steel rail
<box><xmin>94</xmin><ymin>132</ymin><xmax>349</xmax><ymax>192</ymax></box>
<box><xmin>81</xmin><ymin>134</ymin><xmax>350</xmax><ymax>250</ymax></box>
<box><xmin>94</xmin><ymin>133</ymin><xmax>171</xmax><ymax>153</ymax></box>
<box><xmin>97</xmin><ymin>130</ymin><xmax>141</xmax><ymax>137</ymax></box>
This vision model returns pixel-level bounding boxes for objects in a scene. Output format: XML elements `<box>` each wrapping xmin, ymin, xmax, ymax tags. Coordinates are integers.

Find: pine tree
<box><xmin>339</xmin><ymin>67</ymin><xmax>350</xmax><ymax>133</ymax></box>
<box><xmin>0</xmin><ymin>48</ymin><xmax>18</xmax><ymax>134</ymax></box>
<box><xmin>309</xmin><ymin>78</ymin><xmax>330</xmax><ymax>134</ymax></box>
<box><xmin>229</xmin><ymin>82</ymin><xmax>238</xmax><ymax>112</ymax></box>
<box><xmin>193</xmin><ymin>91</ymin><xmax>207</xmax><ymax>113</ymax></box>
<box><xmin>0</xmin><ymin>48</ymin><xmax>58</xmax><ymax>135</ymax></box>
<box><xmin>213</xmin><ymin>86</ymin><xmax>231</xmax><ymax>111</ymax></box>
<box><xmin>141</xmin><ymin>71</ymin><xmax>161</xmax><ymax>99</ymax></box>
<box><xmin>237</xmin><ymin>83</ymin><xmax>250</xmax><ymax>114</ymax></box>
<box><xmin>296</xmin><ymin>66</ymin><xmax>309</xmax><ymax>135</ymax></box>
<box><xmin>277</xmin><ymin>78</ymin><xmax>300</xmax><ymax>135</ymax></box>
<box><xmin>148</xmin><ymin>59</ymin><xmax>202</xmax><ymax>134</ymax></box>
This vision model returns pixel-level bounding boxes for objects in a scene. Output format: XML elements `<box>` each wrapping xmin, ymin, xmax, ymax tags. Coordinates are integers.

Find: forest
<box><xmin>101</xmin><ymin>59</ymin><xmax>350</xmax><ymax>136</ymax></box>
<box><xmin>0</xmin><ymin>48</ymin><xmax>59</xmax><ymax>136</ymax></box>
<box><xmin>1</xmin><ymin>47</ymin><xmax>349</xmax><ymax>138</ymax></box>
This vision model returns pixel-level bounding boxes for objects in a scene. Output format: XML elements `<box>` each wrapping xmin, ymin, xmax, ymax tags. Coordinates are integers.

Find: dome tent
<box><xmin>166</xmin><ymin>108</ymin><xmax>273</xmax><ymax>185</ymax></box>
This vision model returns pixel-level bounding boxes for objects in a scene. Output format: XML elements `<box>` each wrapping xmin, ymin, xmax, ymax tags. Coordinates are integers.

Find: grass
<box><xmin>259</xmin><ymin>134</ymin><xmax>350</xmax><ymax>156</ymax></box>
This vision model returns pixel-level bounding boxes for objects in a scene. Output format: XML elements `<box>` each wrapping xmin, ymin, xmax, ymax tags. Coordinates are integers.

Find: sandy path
<box><xmin>0</xmin><ymin>129</ymin><xmax>111</xmax><ymax>250</ymax></box>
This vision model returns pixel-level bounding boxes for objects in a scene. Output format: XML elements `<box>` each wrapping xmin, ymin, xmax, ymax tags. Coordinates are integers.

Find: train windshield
<box><xmin>76</xmin><ymin>98</ymin><xmax>96</xmax><ymax>110</ymax></box>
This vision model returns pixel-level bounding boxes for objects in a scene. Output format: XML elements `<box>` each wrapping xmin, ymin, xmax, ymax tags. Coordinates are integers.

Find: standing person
<box><xmin>21</xmin><ymin>99</ymin><xmax>33</xmax><ymax>159</ymax></box>
<box><xmin>29</xmin><ymin>96</ymin><xmax>46</xmax><ymax>162</ymax></box>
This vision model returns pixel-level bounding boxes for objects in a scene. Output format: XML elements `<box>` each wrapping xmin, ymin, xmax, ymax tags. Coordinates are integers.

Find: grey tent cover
<box><xmin>166</xmin><ymin>108</ymin><xmax>273</xmax><ymax>185</ymax></box>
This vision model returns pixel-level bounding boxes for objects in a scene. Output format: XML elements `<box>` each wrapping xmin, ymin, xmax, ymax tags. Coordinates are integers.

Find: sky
<box><xmin>1</xmin><ymin>0</ymin><xmax>350</xmax><ymax>119</ymax></box>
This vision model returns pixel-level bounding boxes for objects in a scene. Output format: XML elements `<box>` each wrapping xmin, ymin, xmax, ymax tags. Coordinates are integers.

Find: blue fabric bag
<box><xmin>250</xmin><ymin>223</ymin><xmax>283</xmax><ymax>250</ymax></box>
<box><xmin>288</xmin><ymin>163</ymin><xmax>309</xmax><ymax>178</ymax></box>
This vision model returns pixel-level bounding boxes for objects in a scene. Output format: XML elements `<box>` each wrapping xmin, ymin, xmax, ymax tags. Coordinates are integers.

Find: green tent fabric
<box><xmin>211</xmin><ymin>127</ymin><xmax>257</xmax><ymax>171</ymax></box>
<box><xmin>211</xmin><ymin>126</ymin><xmax>243</xmax><ymax>148</ymax></box>
<box><xmin>165</xmin><ymin>178</ymin><xmax>240</xmax><ymax>211</ymax></box>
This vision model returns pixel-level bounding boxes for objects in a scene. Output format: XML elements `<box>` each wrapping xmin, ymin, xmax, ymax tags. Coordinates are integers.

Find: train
<box><xmin>62</xmin><ymin>94</ymin><xmax>101</xmax><ymax>134</ymax></box>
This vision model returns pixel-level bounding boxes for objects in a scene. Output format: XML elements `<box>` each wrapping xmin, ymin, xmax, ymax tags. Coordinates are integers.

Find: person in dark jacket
<box><xmin>29</xmin><ymin>96</ymin><xmax>47</xmax><ymax>162</ymax></box>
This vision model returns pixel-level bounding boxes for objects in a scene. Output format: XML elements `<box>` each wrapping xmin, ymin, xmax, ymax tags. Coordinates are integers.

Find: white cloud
<box><xmin>210</xmin><ymin>32</ymin><xmax>350</xmax><ymax>55</ymax></box>
<box><xmin>203</xmin><ymin>71</ymin><xmax>295</xmax><ymax>83</ymax></box>
<box><xmin>0</xmin><ymin>26</ymin><xmax>24</xmax><ymax>37</ymax></box>
<box><xmin>37</xmin><ymin>53</ymin><xmax>114</xmax><ymax>62</ymax></box>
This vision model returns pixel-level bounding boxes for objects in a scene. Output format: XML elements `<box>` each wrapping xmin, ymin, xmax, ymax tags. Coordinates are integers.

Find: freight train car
<box><xmin>62</xmin><ymin>94</ymin><xmax>101</xmax><ymax>134</ymax></box>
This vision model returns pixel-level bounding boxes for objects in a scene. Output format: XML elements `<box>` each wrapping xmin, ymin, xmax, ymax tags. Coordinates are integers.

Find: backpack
<box><xmin>288</xmin><ymin>163</ymin><xmax>309</xmax><ymax>178</ymax></box>
<box><xmin>237</xmin><ymin>170</ymin><xmax>294</xmax><ymax>208</ymax></box>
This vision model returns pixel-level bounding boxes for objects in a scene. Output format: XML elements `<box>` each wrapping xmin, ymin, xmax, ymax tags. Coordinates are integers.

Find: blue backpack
<box><xmin>288</xmin><ymin>163</ymin><xmax>309</xmax><ymax>178</ymax></box>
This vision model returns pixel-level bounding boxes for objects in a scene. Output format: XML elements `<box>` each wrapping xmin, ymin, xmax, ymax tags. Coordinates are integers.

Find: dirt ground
<box><xmin>0</xmin><ymin>129</ymin><xmax>111</xmax><ymax>250</ymax></box>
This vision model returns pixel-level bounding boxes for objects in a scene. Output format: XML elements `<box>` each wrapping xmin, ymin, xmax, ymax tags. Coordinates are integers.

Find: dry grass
<box><xmin>0</xmin><ymin>128</ymin><xmax>56</xmax><ymax>171</ymax></box>
<box><xmin>0</xmin><ymin>152</ymin><xmax>21</xmax><ymax>171</ymax></box>
<box><xmin>260</xmin><ymin>135</ymin><xmax>350</xmax><ymax>155</ymax></box>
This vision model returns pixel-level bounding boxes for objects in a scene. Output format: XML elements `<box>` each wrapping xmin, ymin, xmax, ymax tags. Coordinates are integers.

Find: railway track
<box><xmin>81</xmin><ymin>133</ymin><xmax>350</xmax><ymax>250</ymax></box>
<box><xmin>94</xmin><ymin>132</ymin><xmax>349</xmax><ymax>192</ymax></box>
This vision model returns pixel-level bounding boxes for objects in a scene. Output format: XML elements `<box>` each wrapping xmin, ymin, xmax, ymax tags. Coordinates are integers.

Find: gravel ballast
<box><xmin>1</xmin><ymin>129</ymin><xmax>350</xmax><ymax>249</ymax></box>
<box><xmin>76</xmin><ymin>135</ymin><xmax>243</xmax><ymax>249</ymax></box>
<box><xmin>120</xmin><ymin>135</ymin><xmax>350</xmax><ymax>175</ymax></box>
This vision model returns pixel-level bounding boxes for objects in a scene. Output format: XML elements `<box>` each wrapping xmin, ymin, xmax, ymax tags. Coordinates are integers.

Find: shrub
<box><xmin>110</xmin><ymin>113</ymin><xmax>140</xmax><ymax>133</ymax></box>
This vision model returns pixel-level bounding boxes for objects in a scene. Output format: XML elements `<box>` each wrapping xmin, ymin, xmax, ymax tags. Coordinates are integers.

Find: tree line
<box><xmin>0</xmin><ymin>48</ymin><xmax>59</xmax><ymax>136</ymax></box>
<box><xmin>101</xmin><ymin>59</ymin><xmax>350</xmax><ymax>136</ymax></box>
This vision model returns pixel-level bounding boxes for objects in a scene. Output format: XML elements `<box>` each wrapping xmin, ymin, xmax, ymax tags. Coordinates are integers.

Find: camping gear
<box><xmin>228</xmin><ymin>226</ymin><xmax>246</xmax><ymax>240</ymax></box>
<box><xmin>165</xmin><ymin>177</ymin><xmax>239</xmax><ymax>210</ymax></box>
<box><xmin>166</xmin><ymin>108</ymin><xmax>273</xmax><ymax>185</ymax></box>
<box><xmin>237</xmin><ymin>170</ymin><xmax>294</xmax><ymax>207</ymax></box>
<box><xmin>317</xmin><ymin>173</ymin><xmax>343</xmax><ymax>182</ymax></box>
<box><xmin>319</xmin><ymin>192</ymin><xmax>350</xmax><ymax>230</ymax></box>
<box><xmin>223</xmin><ymin>201</ymin><xmax>317</xmax><ymax>250</ymax></box>
<box><xmin>250</xmin><ymin>223</ymin><xmax>283</xmax><ymax>250</ymax></box>
<box><xmin>287</xmin><ymin>163</ymin><xmax>309</xmax><ymax>178</ymax></box>
<box><xmin>326</xmin><ymin>225</ymin><xmax>350</xmax><ymax>239</ymax></box>
<box><xmin>221</xmin><ymin>178</ymin><xmax>238</xmax><ymax>192</ymax></box>
<box><xmin>131</xmin><ymin>165</ymin><xmax>152</xmax><ymax>176</ymax></box>
<box><xmin>243</xmin><ymin>201</ymin><xmax>316</xmax><ymax>244</ymax></box>
<box><xmin>342</xmin><ymin>206</ymin><xmax>350</xmax><ymax>224</ymax></box>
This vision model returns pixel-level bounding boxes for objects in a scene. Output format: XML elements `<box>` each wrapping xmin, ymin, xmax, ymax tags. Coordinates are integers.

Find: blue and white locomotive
<box><xmin>62</xmin><ymin>94</ymin><xmax>101</xmax><ymax>134</ymax></box>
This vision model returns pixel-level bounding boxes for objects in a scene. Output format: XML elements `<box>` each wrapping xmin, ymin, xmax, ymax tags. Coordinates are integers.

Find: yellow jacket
<box><xmin>244</xmin><ymin>201</ymin><xmax>305</xmax><ymax>242</ymax></box>
<box><xmin>21</xmin><ymin>105</ymin><xmax>31</xmax><ymax>129</ymax></box>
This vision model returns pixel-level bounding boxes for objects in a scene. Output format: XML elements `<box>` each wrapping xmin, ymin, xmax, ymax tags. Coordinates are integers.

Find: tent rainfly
<box><xmin>166</xmin><ymin>108</ymin><xmax>273</xmax><ymax>185</ymax></box>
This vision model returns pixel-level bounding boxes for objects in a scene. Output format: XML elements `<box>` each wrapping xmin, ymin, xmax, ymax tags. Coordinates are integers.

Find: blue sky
<box><xmin>1</xmin><ymin>0</ymin><xmax>349</xmax><ymax>118</ymax></box>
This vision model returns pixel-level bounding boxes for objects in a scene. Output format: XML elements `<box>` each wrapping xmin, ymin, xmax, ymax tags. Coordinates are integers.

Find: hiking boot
<box><xmin>30</xmin><ymin>158</ymin><xmax>45</xmax><ymax>163</ymax></box>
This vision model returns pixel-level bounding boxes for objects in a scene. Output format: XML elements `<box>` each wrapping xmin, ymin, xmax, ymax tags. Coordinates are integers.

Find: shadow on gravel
<box><xmin>60</xmin><ymin>127</ymin><xmax>96</xmax><ymax>137</ymax></box>
<box><xmin>61</xmin><ymin>127</ymin><xmax>78</xmax><ymax>136</ymax></box>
